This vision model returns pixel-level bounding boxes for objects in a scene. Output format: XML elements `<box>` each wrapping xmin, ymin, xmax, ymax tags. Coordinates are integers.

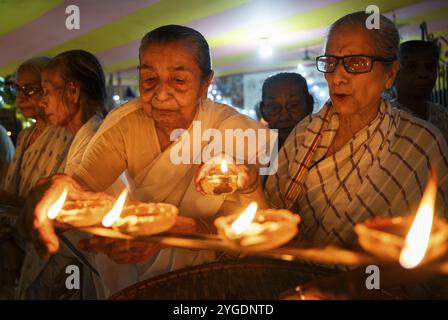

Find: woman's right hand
<box><xmin>18</xmin><ymin>174</ymin><xmax>108</xmax><ymax>260</ymax></box>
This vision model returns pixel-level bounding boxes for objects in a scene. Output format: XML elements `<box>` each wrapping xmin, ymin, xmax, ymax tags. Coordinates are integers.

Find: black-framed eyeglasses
<box><xmin>10</xmin><ymin>84</ymin><xmax>42</xmax><ymax>97</ymax></box>
<box><xmin>316</xmin><ymin>55</ymin><xmax>396</xmax><ymax>74</ymax></box>
<box><xmin>261</xmin><ymin>102</ymin><xmax>304</xmax><ymax>118</ymax></box>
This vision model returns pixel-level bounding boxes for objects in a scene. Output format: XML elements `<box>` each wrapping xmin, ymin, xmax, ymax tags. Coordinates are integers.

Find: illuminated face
<box><xmin>324</xmin><ymin>25</ymin><xmax>397</xmax><ymax>115</ymax></box>
<box><xmin>139</xmin><ymin>42</ymin><xmax>212</xmax><ymax>129</ymax></box>
<box><xmin>15</xmin><ymin>69</ymin><xmax>44</xmax><ymax>119</ymax></box>
<box><xmin>39</xmin><ymin>68</ymin><xmax>77</xmax><ymax>127</ymax></box>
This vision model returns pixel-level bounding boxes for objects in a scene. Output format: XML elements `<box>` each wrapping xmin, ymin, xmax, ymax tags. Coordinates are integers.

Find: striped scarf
<box><xmin>265</xmin><ymin>100</ymin><xmax>448</xmax><ymax>247</ymax></box>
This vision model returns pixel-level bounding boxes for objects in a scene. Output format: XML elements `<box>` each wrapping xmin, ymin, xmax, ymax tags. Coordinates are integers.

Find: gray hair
<box><xmin>17</xmin><ymin>57</ymin><xmax>51</xmax><ymax>77</ymax></box>
<box><xmin>45</xmin><ymin>50</ymin><xmax>108</xmax><ymax>117</ymax></box>
<box><xmin>326</xmin><ymin>11</ymin><xmax>400</xmax><ymax>61</ymax></box>
<box><xmin>139</xmin><ymin>25</ymin><xmax>212</xmax><ymax>80</ymax></box>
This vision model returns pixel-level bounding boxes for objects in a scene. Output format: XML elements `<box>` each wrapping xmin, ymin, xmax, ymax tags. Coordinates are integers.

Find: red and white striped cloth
<box><xmin>265</xmin><ymin>100</ymin><xmax>448</xmax><ymax>247</ymax></box>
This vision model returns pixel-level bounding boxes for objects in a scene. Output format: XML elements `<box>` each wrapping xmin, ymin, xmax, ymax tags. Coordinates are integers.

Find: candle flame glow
<box><xmin>399</xmin><ymin>174</ymin><xmax>437</xmax><ymax>269</ymax></box>
<box><xmin>47</xmin><ymin>188</ymin><xmax>68</xmax><ymax>219</ymax></box>
<box><xmin>102</xmin><ymin>189</ymin><xmax>128</xmax><ymax>227</ymax></box>
<box><xmin>221</xmin><ymin>158</ymin><xmax>228</xmax><ymax>174</ymax></box>
<box><xmin>231</xmin><ymin>202</ymin><xmax>258</xmax><ymax>235</ymax></box>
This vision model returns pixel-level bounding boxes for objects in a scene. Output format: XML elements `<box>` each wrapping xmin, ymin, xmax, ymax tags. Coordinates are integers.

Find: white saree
<box><xmin>2</xmin><ymin>124</ymin><xmax>72</xmax><ymax>197</ymax></box>
<box><xmin>74</xmin><ymin>97</ymin><xmax>275</xmax><ymax>296</ymax></box>
<box><xmin>265</xmin><ymin>100</ymin><xmax>448</xmax><ymax>248</ymax></box>
<box><xmin>18</xmin><ymin>115</ymin><xmax>119</xmax><ymax>300</ymax></box>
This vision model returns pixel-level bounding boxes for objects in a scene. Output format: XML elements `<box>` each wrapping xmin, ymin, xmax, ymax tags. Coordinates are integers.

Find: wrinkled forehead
<box><xmin>325</xmin><ymin>24</ymin><xmax>378</xmax><ymax>55</ymax></box>
<box><xmin>16</xmin><ymin>69</ymin><xmax>41</xmax><ymax>86</ymax></box>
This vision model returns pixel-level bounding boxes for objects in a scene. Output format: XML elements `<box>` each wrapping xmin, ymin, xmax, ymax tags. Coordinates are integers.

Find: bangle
<box><xmin>295</xmin><ymin>286</ymin><xmax>306</xmax><ymax>300</ymax></box>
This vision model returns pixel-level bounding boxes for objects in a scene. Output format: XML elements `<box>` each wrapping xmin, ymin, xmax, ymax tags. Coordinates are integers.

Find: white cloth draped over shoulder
<box><xmin>18</xmin><ymin>115</ymin><xmax>122</xmax><ymax>300</ymax></box>
<box><xmin>74</xmin><ymin>97</ymin><xmax>276</xmax><ymax>296</ymax></box>
<box><xmin>2</xmin><ymin>124</ymin><xmax>72</xmax><ymax>197</ymax></box>
<box><xmin>265</xmin><ymin>100</ymin><xmax>448</xmax><ymax>249</ymax></box>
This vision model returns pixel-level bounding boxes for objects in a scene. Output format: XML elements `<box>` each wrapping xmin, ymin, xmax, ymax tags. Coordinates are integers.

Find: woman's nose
<box><xmin>330</xmin><ymin>61</ymin><xmax>349</xmax><ymax>86</ymax></box>
<box><xmin>154</xmin><ymin>81</ymin><xmax>171</xmax><ymax>102</ymax></box>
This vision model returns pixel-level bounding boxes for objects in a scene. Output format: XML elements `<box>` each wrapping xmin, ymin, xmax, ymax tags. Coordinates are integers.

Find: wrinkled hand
<box><xmin>194</xmin><ymin>162</ymin><xmax>259</xmax><ymax>195</ymax></box>
<box><xmin>18</xmin><ymin>174</ymin><xmax>112</xmax><ymax>261</ymax></box>
<box><xmin>78</xmin><ymin>216</ymin><xmax>207</xmax><ymax>264</ymax></box>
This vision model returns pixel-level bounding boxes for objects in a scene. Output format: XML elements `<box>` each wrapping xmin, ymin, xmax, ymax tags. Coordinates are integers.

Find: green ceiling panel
<box><xmin>0</xmin><ymin>0</ymin><xmax>62</xmax><ymax>36</ymax></box>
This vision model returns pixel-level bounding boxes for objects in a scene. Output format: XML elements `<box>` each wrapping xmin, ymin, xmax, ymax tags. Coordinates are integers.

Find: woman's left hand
<box><xmin>194</xmin><ymin>162</ymin><xmax>259</xmax><ymax>194</ymax></box>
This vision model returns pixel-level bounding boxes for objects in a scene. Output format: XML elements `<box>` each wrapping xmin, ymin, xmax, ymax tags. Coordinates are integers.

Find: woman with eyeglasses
<box><xmin>0</xmin><ymin>57</ymin><xmax>73</xmax><ymax>299</ymax></box>
<box><xmin>1</xmin><ymin>58</ymin><xmax>72</xmax><ymax>203</ymax></box>
<box><xmin>16</xmin><ymin>50</ymin><xmax>123</xmax><ymax>299</ymax></box>
<box><xmin>264</xmin><ymin>11</ymin><xmax>448</xmax><ymax>299</ymax></box>
<box><xmin>259</xmin><ymin>72</ymin><xmax>313</xmax><ymax>149</ymax></box>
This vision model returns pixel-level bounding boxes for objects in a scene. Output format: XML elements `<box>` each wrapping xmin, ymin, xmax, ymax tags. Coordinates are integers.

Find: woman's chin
<box><xmin>332</xmin><ymin>101</ymin><xmax>359</xmax><ymax>115</ymax></box>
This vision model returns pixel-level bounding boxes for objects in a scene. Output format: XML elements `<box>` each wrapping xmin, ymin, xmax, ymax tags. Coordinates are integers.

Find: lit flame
<box><xmin>231</xmin><ymin>202</ymin><xmax>258</xmax><ymax>235</ymax></box>
<box><xmin>47</xmin><ymin>188</ymin><xmax>68</xmax><ymax>219</ymax></box>
<box><xmin>221</xmin><ymin>158</ymin><xmax>228</xmax><ymax>174</ymax></box>
<box><xmin>399</xmin><ymin>174</ymin><xmax>437</xmax><ymax>269</ymax></box>
<box><xmin>102</xmin><ymin>189</ymin><xmax>128</xmax><ymax>227</ymax></box>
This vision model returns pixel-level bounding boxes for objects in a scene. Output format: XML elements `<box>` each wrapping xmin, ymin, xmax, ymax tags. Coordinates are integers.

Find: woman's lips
<box><xmin>332</xmin><ymin>93</ymin><xmax>350</xmax><ymax>101</ymax></box>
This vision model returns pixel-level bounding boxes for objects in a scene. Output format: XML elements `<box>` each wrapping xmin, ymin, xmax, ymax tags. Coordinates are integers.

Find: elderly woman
<box><xmin>17</xmin><ymin>50</ymin><xmax>115</xmax><ymax>299</ymax></box>
<box><xmin>265</xmin><ymin>12</ymin><xmax>448</xmax><ymax>299</ymax></box>
<box><xmin>23</xmin><ymin>25</ymin><xmax>273</xmax><ymax>297</ymax></box>
<box><xmin>260</xmin><ymin>72</ymin><xmax>313</xmax><ymax>149</ymax></box>
<box><xmin>0</xmin><ymin>58</ymin><xmax>72</xmax><ymax>298</ymax></box>
<box><xmin>1</xmin><ymin>57</ymin><xmax>72</xmax><ymax>203</ymax></box>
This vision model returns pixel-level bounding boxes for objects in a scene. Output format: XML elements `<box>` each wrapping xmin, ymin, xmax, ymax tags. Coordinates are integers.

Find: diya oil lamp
<box><xmin>102</xmin><ymin>189</ymin><xmax>178</xmax><ymax>237</ymax></box>
<box><xmin>48</xmin><ymin>187</ymin><xmax>114</xmax><ymax>227</ymax></box>
<box><xmin>215</xmin><ymin>201</ymin><xmax>301</xmax><ymax>251</ymax></box>
<box><xmin>200</xmin><ymin>159</ymin><xmax>238</xmax><ymax>195</ymax></box>
<box><xmin>48</xmin><ymin>189</ymin><xmax>178</xmax><ymax>237</ymax></box>
<box><xmin>112</xmin><ymin>201</ymin><xmax>178</xmax><ymax>237</ymax></box>
<box><xmin>355</xmin><ymin>173</ymin><xmax>448</xmax><ymax>268</ymax></box>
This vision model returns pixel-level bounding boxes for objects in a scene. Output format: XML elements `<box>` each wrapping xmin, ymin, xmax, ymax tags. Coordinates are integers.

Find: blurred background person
<box><xmin>17</xmin><ymin>50</ymin><xmax>116</xmax><ymax>300</ymax></box>
<box><xmin>393</xmin><ymin>40</ymin><xmax>448</xmax><ymax>141</ymax></box>
<box><xmin>259</xmin><ymin>73</ymin><xmax>314</xmax><ymax>149</ymax></box>
<box><xmin>0</xmin><ymin>58</ymin><xmax>72</xmax><ymax>299</ymax></box>
<box><xmin>1</xmin><ymin>57</ymin><xmax>72</xmax><ymax>205</ymax></box>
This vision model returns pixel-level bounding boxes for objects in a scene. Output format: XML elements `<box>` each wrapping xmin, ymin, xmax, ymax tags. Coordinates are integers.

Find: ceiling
<box><xmin>1</xmin><ymin>0</ymin><xmax>447</xmax><ymax>83</ymax></box>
